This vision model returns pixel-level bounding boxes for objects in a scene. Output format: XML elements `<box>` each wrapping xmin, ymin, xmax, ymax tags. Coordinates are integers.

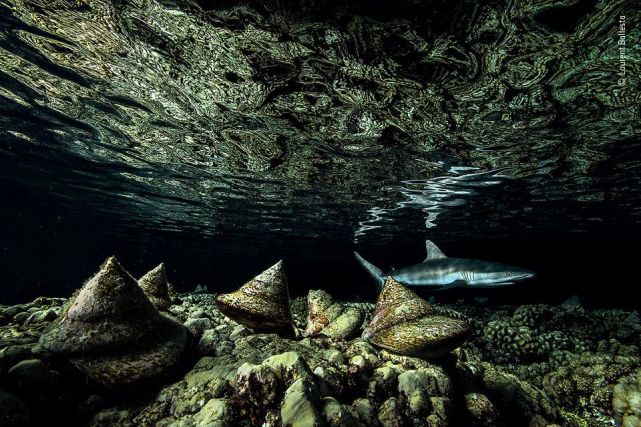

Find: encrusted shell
<box><xmin>40</xmin><ymin>256</ymin><xmax>160</xmax><ymax>354</ymax></box>
<box><xmin>39</xmin><ymin>256</ymin><xmax>187</xmax><ymax>387</ymax></box>
<box><xmin>138</xmin><ymin>263</ymin><xmax>172</xmax><ymax>310</ymax></box>
<box><xmin>305</xmin><ymin>289</ymin><xmax>365</xmax><ymax>340</ymax></box>
<box><xmin>216</xmin><ymin>260</ymin><xmax>294</xmax><ymax>334</ymax></box>
<box><xmin>363</xmin><ymin>277</ymin><xmax>470</xmax><ymax>358</ymax></box>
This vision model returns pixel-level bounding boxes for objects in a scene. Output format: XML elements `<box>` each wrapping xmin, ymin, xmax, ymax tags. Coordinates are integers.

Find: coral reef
<box><xmin>1</xmin><ymin>279</ymin><xmax>640</xmax><ymax>426</ymax></box>
<box><xmin>613</xmin><ymin>369</ymin><xmax>641</xmax><ymax>427</ymax></box>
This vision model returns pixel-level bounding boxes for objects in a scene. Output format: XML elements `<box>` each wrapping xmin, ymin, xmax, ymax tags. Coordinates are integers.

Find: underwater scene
<box><xmin>1</xmin><ymin>0</ymin><xmax>641</xmax><ymax>425</ymax></box>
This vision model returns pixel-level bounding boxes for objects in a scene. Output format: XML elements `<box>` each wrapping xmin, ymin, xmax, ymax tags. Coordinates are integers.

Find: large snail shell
<box><xmin>216</xmin><ymin>260</ymin><xmax>294</xmax><ymax>334</ymax></box>
<box><xmin>305</xmin><ymin>290</ymin><xmax>365</xmax><ymax>340</ymax></box>
<box><xmin>39</xmin><ymin>256</ymin><xmax>187</xmax><ymax>387</ymax></box>
<box><xmin>40</xmin><ymin>256</ymin><xmax>160</xmax><ymax>354</ymax></box>
<box><xmin>362</xmin><ymin>277</ymin><xmax>470</xmax><ymax>358</ymax></box>
<box><xmin>138</xmin><ymin>263</ymin><xmax>172</xmax><ymax>310</ymax></box>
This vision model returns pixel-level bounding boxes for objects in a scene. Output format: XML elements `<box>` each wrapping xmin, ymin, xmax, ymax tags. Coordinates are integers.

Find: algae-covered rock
<box><xmin>235</xmin><ymin>362</ymin><xmax>280</xmax><ymax>406</ymax></box>
<box><xmin>0</xmin><ymin>388</ymin><xmax>31</xmax><ymax>427</ymax></box>
<box><xmin>321</xmin><ymin>396</ymin><xmax>358</xmax><ymax>427</ymax></box>
<box><xmin>470</xmin><ymin>361</ymin><xmax>559</xmax><ymax>425</ymax></box>
<box><xmin>192</xmin><ymin>398</ymin><xmax>231</xmax><ymax>427</ymax></box>
<box><xmin>281</xmin><ymin>378</ymin><xmax>324</xmax><ymax>427</ymax></box>
<box><xmin>398</xmin><ymin>367</ymin><xmax>452</xmax><ymax>419</ymax></box>
<box><xmin>613</xmin><ymin>369</ymin><xmax>641</xmax><ymax>427</ymax></box>
<box><xmin>378</xmin><ymin>397</ymin><xmax>404</xmax><ymax>427</ymax></box>
<box><xmin>264</xmin><ymin>351</ymin><xmax>313</xmax><ymax>386</ymax></box>
<box><xmin>543</xmin><ymin>353</ymin><xmax>640</xmax><ymax>419</ymax></box>
<box><xmin>464</xmin><ymin>393</ymin><xmax>501</xmax><ymax>427</ymax></box>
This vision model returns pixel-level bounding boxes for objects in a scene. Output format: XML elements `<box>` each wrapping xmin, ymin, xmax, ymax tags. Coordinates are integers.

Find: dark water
<box><xmin>1</xmin><ymin>0</ymin><xmax>640</xmax><ymax>306</ymax></box>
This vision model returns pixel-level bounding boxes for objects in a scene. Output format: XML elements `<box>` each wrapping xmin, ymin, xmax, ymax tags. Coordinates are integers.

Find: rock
<box><xmin>215</xmin><ymin>341</ymin><xmax>234</xmax><ymax>357</ymax></box>
<box><xmin>138</xmin><ymin>263</ymin><xmax>173</xmax><ymax>310</ymax></box>
<box><xmin>197</xmin><ymin>329</ymin><xmax>219</xmax><ymax>355</ymax></box>
<box><xmin>90</xmin><ymin>408</ymin><xmax>135</xmax><ymax>426</ymax></box>
<box><xmin>216</xmin><ymin>260</ymin><xmax>294</xmax><ymax>335</ymax></box>
<box><xmin>368</xmin><ymin>365</ymin><xmax>404</xmax><ymax>403</ymax></box>
<box><xmin>321</xmin><ymin>397</ymin><xmax>358</xmax><ymax>427</ymax></box>
<box><xmin>397</xmin><ymin>367</ymin><xmax>452</xmax><ymax>418</ymax></box>
<box><xmin>38</xmin><ymin>256</ymin><xmax>187</xmax><ymax>387</ymax></box>
<box><xmin>0</xmin><ymin>345</ymin><xmax>33</xmax><ymax>374</ymax></box>
<box><xmin>7</xmin><ymin>358</ymin><xmax>51</xmax><ymax>389</ymax></box>
<box><xmin>25</xmin><ymin>309</ymin><xmax>58</xmax><ymax>326</ymax></box>
<box><xmin>542</xmin><ymin>353</ymin><xmax>639</xmax><ymax>417</ymax></box>
<box><xmin>305</xmin><ymin>290</ymin><xmax>365</xmax><ymax>340</ymax></box>
<box><xmin>464</xmin><ymin>393</ymin><xmax>500</xmax><ymax>427</ymax></box>
<box><xmin>281</xmin><ymin>378</ymin><xmax>324</xmax><ymax>427</ymax></box>
<box><xmin>184</xmin><ymin>317</ymin><xmax>215</xmax><ymax>337</ymax></box>
<box><xmin>229</xmin><ymin>325</ymin><xmax>249</xmax><ymax>341</ymax></box>
<box><xmin>363</xmin><ymin>277</ymin><xmax>470</xmax><ymax>358</ymax></box>
<box><xmin>471</xmin><ymin>361</ymin><xmax>559</xmax><ymax>425</ymax></box>
<box><xmin>13</xmin><ymin>312</ymin><xmax>29</xmax><ymax>324</ymax></box>
<box><xmin>612</xmin><ymin>369</ymin><xmax>641</xmax><ymax>427</ymax></box>
<box><xmin>0</xmin><ymin>389</ymin><xmax>31</xmax><ymax>426</ymax></box>
<box><xmin>192</xmin><ymin>398</ymin><xmax>230</xmax><ymax>426</ymax></box>
<box><xmin>350</xmin><ymin>398</ymin><xmax>377</xmax><ymax>426</ymax></box>
<box><xmin>236</xmin><ymin>363</ymin><xmax>280</xmax><ymax>406</ymax></box>
<box><xmin>378</xmin><ymin>397</ymin><xmax>404</xmax><ymax>427</ymax></box>
<box><xmin>263</xmin><ymin>351</ymin><xmax>312</xmax><ymax>385</ymax></box>
<box><xmin>2</xmin><ymin>306</ymin><xmax>25</xmax><ymax>319</ymax></box>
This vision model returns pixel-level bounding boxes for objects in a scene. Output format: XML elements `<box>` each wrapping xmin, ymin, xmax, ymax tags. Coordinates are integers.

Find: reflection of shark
<box><xmin>354</xmin><ymin>240</ymin><xmax>535</xmax><ymax>291</ymax></box>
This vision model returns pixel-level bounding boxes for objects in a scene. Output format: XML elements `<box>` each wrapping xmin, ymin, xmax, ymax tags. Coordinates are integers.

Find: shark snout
<box><xmin>509</xmin><ymin>268</ymin><xmax>536</xmax><ymax>281</ymax></box>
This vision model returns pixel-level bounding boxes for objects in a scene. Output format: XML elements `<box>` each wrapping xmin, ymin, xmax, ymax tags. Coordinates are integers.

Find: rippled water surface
<box><xmin>1</xmin><ymin>0</ymin><xmax>640</xmax><ymax>303</ymax></box>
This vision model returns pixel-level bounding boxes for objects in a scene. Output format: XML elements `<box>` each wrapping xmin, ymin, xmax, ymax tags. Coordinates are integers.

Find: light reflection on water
<box><xmin>354</xmin><ymin>169</ymin><xmax>508</xmax><ymax>242</ymax></box>
<box><xmin>0</xmin><ymin>0</ymin><xmax>640</xmax><ymax>252</ymax></box>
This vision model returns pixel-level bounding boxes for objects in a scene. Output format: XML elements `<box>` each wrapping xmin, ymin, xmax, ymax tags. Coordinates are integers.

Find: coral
<box><xmin>613</xmin><ymin>369</ymin><xmax>641</xmax><ymax>427</ymax></box>
<box><xmin>543</xmin><ymin>353</ymin><xmax>640</xmax><ymax>421</ymax></box>
<box><xmin>1</xmin><ymin>285</ymin><xmax>640</xmax><ymax>426</ymax></box>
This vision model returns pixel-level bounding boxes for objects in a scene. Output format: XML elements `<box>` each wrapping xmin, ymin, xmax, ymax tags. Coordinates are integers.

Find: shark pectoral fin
<box><xmin>435</xmin><ymin>280</ymin><xmax>466</xmax><ymax>291</ymax></box>
<box><xmin>424</xmin><ymin>240</ymin><xmax>447</xmax><ymax>262</ymax></box>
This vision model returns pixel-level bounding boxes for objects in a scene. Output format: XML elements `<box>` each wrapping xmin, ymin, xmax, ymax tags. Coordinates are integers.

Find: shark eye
<box><xmin>507</xmin><ymin>272</ymin><xmax>512</xmax><ymax>277</ymax></box>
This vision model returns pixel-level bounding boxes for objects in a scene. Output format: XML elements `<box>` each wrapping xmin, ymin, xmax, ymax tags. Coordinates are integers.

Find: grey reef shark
<box><xmin>354</xmin><ymin>240</ymin><xmax>535</xmax><ymax>291</ymax></box>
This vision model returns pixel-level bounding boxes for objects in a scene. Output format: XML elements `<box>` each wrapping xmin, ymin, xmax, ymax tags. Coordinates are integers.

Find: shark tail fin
<box><xmin>354</xmin><ymin>252</ymin><xmax>385</xmax><ymax>291</ymax></box>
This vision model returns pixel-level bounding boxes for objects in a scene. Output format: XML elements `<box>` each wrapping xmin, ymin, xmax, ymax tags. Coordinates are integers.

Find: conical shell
<box><xmin>39</xmin><ymin>256</ymin><xmax>187</xmax><ymax>387</ymax></box>
<box><xmin>305</xmin><ymin>290</ymin><xmax>365</xmax><ymax>340</ymax></box>
<box><xmin>71</xmin><ymin>315</ymin><xmax>187</xmax><ymax>388</ymax></box>
<box><xmin>363</xmin><ymin>277</ymin><xmax>470</xmax><ymax>358</ymax></box>
<box><xmin>305</xmin><ymin>290</ymin><xmax>344</xmax><ymax>336</ymax></box>
<box><xmin>138</xmin><ymin>263</ymin><xmax>172</xmax><ymax>310</ymax></box>
<box><xmin>216</xmin><ymin>260</ymin><xmax>293</xmax><ymax>334</ymax></box>
<box><xmin>40</xmin><ymin>256</ymin><xmax>160</xmax><ymax>354</ymax></box>
<box><xmin>363</xmin><ymin>277</ymin><xmax>434</xmax><ymax>340</ymax></box>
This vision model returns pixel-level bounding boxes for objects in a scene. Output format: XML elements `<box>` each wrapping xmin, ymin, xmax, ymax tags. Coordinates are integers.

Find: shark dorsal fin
<box><xmin>424</xmin><ymin>240</ymin><xmax>447</xmax><ymax>261</ymax></box>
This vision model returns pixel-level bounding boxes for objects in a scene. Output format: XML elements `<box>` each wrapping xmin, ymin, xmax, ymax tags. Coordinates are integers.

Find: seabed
<box><xmin>1</xmin><ymin>267</ymin><xmax>640</xmax><ymax>426</ymax></box>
